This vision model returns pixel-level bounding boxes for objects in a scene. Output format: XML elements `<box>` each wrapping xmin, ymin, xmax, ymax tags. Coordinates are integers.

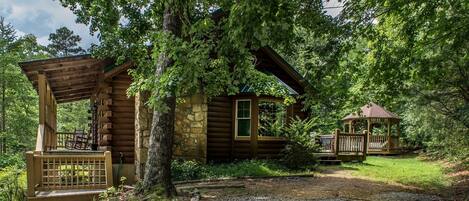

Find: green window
<box><xmin>236</xmin><ymin>100</ymin><xmax>251</xmax><ymax>137</ymax></box>
<box><xmin>258</xmin><ymin>100</ymin><xmax>287</xmax><ymax>137</ymax></box>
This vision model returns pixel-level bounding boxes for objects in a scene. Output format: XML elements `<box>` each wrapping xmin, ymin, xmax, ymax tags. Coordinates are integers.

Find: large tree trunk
<box><xmin>141</xmin><ymin>4</ymin><xmax>181</xmax><ymax>197</ymax></box>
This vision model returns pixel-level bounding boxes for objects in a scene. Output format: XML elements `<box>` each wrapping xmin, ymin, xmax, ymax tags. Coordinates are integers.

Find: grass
<box><xmin>339</xmin><ymin>155</ymin><xmax>451</xmax><ymax>189</ymax></box>
<box><xmin>172</xmin><ymin>160</ymin><xmax>314</xmax><ymax>181</ymax></box>
<box><xmin>205</xmin><ymin>160</ymin><xmax>314</xmax><ymax>178</ymax></box>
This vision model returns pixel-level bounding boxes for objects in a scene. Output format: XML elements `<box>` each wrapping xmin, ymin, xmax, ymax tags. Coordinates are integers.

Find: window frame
<box><xmin>234</xmin><ymin>99</ymin><xmax>252</xmax><ymax>139</ymax></box>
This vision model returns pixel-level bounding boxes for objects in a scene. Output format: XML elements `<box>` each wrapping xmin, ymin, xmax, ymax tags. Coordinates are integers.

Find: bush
<box><xmin>280</xmin><ymin>117</ymin><xmax>320</xmax><ymax>170</ymax></box>
<box><xmin>0</xmin><ymin>154</ymin><xmax>25</xmax><ymax>169</ymax></box>
<box><xmin>0</xmin><ymin>166</ymin><xmax>26</xmax><ymax>201</ymax></box>
<box><xmin>171</xmin><ymin>159</ymin><xmax>207</xmax><ymax>181</ymax></box>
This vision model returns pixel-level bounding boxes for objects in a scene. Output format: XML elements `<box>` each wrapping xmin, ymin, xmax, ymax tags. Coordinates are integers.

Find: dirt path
<box><xmin>175</xmin><ymin>169</ymin><xmax>453</xmax><ymax>201</ymax></box>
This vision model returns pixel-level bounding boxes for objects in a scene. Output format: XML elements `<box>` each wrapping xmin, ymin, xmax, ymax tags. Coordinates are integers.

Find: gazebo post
<box><xmin>396</xmin><ymin>120</ymin><xmax>401</xmax><ymax>149</ymax></box>
<box><xmin>387</xmin><ymin>120</ymin><xmax>391</xmax><ymax>153</ymax></box>
<box><xmin>367</xmin><ymin>119</ymin><xmax>371</xmax><ymax>153</ymax></box>
<box><xmin>349</xmin><ymin>121</ymin><xmax>353</xmax><ymax>133</ymax></box>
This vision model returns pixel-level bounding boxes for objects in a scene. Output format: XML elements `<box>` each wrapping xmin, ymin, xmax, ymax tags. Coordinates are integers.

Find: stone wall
<box><xmin>173</xmin><ymin>94</ymin><xmax>208</xmax><ymax>163</ymax></box>
<box><xmin>134</xmin><ymin>93</ymin><xmax>207</xmax><ymax>180</ymax></box>
<box><xmin>134</xmin><ymin>92</ymin><xmax>151</xmax><ymax>180</ymax></box>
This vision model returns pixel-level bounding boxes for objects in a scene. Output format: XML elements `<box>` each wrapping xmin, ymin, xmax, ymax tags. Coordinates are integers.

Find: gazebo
<box><xmin>342</xmin><ymin>102</ymin><xmax>401</xmax><ymax>154</ymax></box>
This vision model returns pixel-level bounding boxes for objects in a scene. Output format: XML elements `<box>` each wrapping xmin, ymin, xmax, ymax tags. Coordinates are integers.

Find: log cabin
<box><xmin>19</xmin><ymin>46</ymin><xmax>314</xmax><ymax>200</ymax></box>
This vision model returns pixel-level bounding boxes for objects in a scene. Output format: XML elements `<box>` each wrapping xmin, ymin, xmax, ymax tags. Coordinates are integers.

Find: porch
<box><xmin>19</xmin><ymin>56</ymin><xmax>115</xmax><ymax>201</ymax></box>
<box><xmin>316</xmin><ymin>129</ymin><xmax>368</xmax><ymax>162</ymax></box>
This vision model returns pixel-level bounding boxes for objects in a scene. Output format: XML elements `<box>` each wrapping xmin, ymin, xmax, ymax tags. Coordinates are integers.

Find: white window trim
<box><xmin>235</xmin><ymin>99</ymin><xmax>251</xmax><ymax>138</ymax></box>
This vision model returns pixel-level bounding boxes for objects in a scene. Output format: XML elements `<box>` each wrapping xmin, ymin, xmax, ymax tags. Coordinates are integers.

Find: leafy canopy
<box><xmin>59</xmin><ymin>0</ymin><xmax>326</xmax><ymax>110</ymax></box>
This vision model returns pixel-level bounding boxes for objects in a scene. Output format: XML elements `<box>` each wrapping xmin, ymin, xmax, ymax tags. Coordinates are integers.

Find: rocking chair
<box><xmin>65</xmin><ymin>129</ymin><xmax>90</xmax><ymax>150</ymax></box>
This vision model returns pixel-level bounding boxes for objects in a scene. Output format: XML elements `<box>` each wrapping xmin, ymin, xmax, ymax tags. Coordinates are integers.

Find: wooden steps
<box><xmin>28</xmin><ymin>189</ymin><xmax>104</xmax><ymax>201</ymax></box>
<box><xmin>318</xmin><ymin>155</ymin><xmax>342</xmax><ymax>165</ymax></box>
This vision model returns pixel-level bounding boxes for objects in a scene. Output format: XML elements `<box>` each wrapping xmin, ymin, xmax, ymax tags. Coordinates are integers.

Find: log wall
<box><xmin>206</xmin><ymin>96</ymin><xmax>306</xmax><ymax>162</ymax></box>
<box><xmin>207</xmin><ymin>96</ymin><xmax>232</xmax><ymax>162</ymax></box>
<box><xmin>110</xmin><ymin>72</ymin><xmax>135</xmax><ymax>164</ymax></box>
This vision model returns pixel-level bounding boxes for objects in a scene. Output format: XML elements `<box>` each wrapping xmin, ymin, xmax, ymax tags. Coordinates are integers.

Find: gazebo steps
<box><xmin>319</xmin><ymin>159</ymin><xmax>342</xmax><ymax>165</ymax></box>
<box><xmin>28</xmin><ymin>189</ymin><xmax>105</xmax><ymax>201</ymax></box>
<box><xmin>317</xmin><ymin>154</ymin><xmax>342</xmax><ymax>165</ymax></box>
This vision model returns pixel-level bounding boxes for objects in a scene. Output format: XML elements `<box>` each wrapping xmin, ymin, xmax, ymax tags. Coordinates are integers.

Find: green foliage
<box><xmin>0</xmin><ymin>153</ymin><xmax>24</xmax><ymax>169</ymax></box>
<box><xmin>59</xmin><ymin>0</ymin><xmax>329</xmax><ymax>111</ymax></box>
<box><xmin>0</xmin><ymin>167</ymin><xmax>26</xmax><ymax>201</ymax></box>
<box><xmin>280</xmin><ymin>117</ymin><xmax>320</xmax><ymax>170</ymax></box>
<box><xmin>403</xmin><ymin>103</ymin><xmax>469</xmax><ymax>160</ymax></box>
<box><xmin>0</xmin><ymin>17</ymin><xmax>46</xmax><ymax>153</ymax></box>
<box><xmin>171</xmin><ymin>159</ymin><xmax>207</xmax><ymax>181</ymax></box>
<box><xmin>57</xmin><ymin>100</ymin><xmax>90</xmax><ymax>132</ymax></box>
<box><xmin>340</xmin><ymin>155</ymin><xmax>451</xmax><ymax>189</ymax></box>
<box><xmin>98</xmin><ymin>177</ymin><xmax>141</xmax><ymax>201</ymax></box>
<box><xmin>336</xmin><ymin>0</ymin><xmax>469</xmax><ymax>161</ymax></box>
<box><xmin>171</xmin><ymin>160</ymin><xmax>313</xmax><ymax>181</ymax></box>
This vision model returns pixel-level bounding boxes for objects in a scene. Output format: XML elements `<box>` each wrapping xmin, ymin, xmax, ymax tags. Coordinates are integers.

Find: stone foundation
<box><xmin>134</xmin><ymin>93</ymin><xmax>207</xmax><ymax>180</ymax></box>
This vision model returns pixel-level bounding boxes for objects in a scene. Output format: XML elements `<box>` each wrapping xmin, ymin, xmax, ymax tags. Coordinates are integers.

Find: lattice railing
<box><xmin>26</xmin><ymin>151</ymin><xmax>112</xmax><ymax>197</ymax></box>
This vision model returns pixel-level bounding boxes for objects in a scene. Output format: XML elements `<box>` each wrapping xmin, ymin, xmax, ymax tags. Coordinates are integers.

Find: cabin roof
<box><xmin>342</xmin><ymin>102</ymin><xmax>400</xmax><ymax>121</ymax></box>
<box><xmin>18</xmin><ymin>55</ymin><xmax>113</xmax><ymax>103</ymax></box>
<box><xmin>19</xmin><ymin>47</ymin><xmax>308</xmax><ymax>103</ymax></box>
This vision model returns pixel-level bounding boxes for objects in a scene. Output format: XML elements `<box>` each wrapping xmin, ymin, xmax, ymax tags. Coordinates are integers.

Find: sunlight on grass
<box><xmin>341</xmin><ymin>155</ymin><xmax>451</xmax><ymax>189</ymax></box>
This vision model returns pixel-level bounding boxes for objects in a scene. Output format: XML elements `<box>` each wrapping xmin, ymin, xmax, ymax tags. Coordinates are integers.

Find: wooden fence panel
<box><xmin>26</xmin><ymin>151</ymin><xmax>113</xmax><ymax>196</ymax></box>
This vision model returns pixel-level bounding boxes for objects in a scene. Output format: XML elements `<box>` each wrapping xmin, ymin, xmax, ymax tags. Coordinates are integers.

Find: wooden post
<box><xmin>26</xmin><ymin>152</ymin><xmax>35</xmax><ymax>197</ymax></box>
<box><xmin>250</xmin><ymin>98</ymin><xmax>258</xmax><ymax>158</ymax></box>
<box><xmin>366</xmin><ymin>119</ymin><xmax>371</xmax><ymax>153</ymax></box>
<box><xmin>104</xmin><ymin>151</ymin><xmax>113</xmax><ymax>187</ymax></box>
<box><xmin>396</xmin><ymin>121</ymin><xmax>401</xmax><ymax>149</ymax></box>
<box><xmin>362</xmin><ymin>130</ymin><xmax>368</xmax><ymax>160</ymax></box>
<box><xmin>35</xmin><ymin>125</ymin><xmax>45</xmax><ymax>152</ymax></box>
<box><xmin>348</xmin><ymin>121</ymin><xmax>352</xmax><ymax>133</ymax></box>
<box><xmin>387</xmin><ymin>120</ymin><xmax>391</xmax><ymax>152</ymax></box>
<box><xmin>334</xmin><ymin>129</ymin><xmax>340</xmax><ymax>156</ymax></box>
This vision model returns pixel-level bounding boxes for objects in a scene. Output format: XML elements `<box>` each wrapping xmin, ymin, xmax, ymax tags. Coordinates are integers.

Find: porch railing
<box><xmin>368</xmin><ymin>135</ymin><xmax>387</xmax><ymax>152</ymax></box>
<box><xmin>335</xmin><ymin>130</ymin><xmax>367</xmax><ymax>156</ymax></box>
<box><xmin>368</xmin><ymin>135</ymin><xmax>400</xmax><ymax>152</ymax></box>
<box><xmin>26</xmin><ymin>151</ymin><xmax>113</xmax><ymax>197</ymax></box>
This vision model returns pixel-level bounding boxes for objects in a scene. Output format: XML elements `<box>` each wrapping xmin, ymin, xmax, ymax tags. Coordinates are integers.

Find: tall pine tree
<box><xmin>47</xmin><ymin>26</ymin><xmax>85</xmax><ymax>57</ymax></box>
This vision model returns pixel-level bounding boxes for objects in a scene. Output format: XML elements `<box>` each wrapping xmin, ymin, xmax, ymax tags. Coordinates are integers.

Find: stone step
<box><xmin>28</xmin><ymin>189</ymin><xmax>105</xmax><ymax>201</ymax></box>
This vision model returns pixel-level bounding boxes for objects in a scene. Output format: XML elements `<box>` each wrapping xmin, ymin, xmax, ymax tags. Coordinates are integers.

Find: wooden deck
<box><xmin>316</xmin><ymin>130</ymin><xmax>402</xmax><ymax>163</ymax></box>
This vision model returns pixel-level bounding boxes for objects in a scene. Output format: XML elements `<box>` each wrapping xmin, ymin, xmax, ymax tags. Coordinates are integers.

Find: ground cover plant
<box><xmin>172</xmin><ymin>160</ymin><xmax>314</xmax><ymax>182</ymax></box>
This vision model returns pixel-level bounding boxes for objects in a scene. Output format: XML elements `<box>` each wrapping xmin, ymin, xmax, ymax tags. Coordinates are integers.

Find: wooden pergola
<box><xmin>342</xmin><ymin>102</ymin><xmax>401</xmax><ymax>154</ymax></box>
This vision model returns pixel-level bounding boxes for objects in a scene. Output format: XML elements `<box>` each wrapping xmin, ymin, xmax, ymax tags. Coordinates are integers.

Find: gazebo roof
<box><xmin>342</xmin><ymin>102</ymin><xmax>400</xmax><ymax>121</ymax></box>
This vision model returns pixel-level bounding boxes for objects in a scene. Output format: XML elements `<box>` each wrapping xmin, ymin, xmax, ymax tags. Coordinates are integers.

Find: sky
<box><xmin>0</xmin><ymin>0</ymin><xmax>343</xmax><ymax>50</ymax></box>
<box><xmin>0</xmin><ymin>0</ymin><xmax>99</xmax><ymax>49</ymax></box>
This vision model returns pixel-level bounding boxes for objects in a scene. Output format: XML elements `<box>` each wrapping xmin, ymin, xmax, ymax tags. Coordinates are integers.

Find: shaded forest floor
<box><xmin>175</xmin><ymin>156</ymin><xmax>469</xmax><ymax>201</ymax></box>
<box><xmin>176</xmin><ymin>170</ymin><xmax>467</xmax><ymax>200</ymax></box>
